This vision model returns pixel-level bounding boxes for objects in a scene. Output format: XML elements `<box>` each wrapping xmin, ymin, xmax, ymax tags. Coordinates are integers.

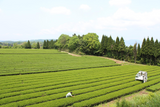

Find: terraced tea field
<box><xmin>0</xmin><ymin>49</ymin><xmax>160</xmax><ymax>107</ymax></box>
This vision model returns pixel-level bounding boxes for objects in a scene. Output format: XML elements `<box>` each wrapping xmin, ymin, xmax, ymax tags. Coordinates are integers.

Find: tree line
<box><xmin>43</xmin><ymin>33</ymin><xmax>160</xmax><ymax>66</ymax></box>
<box><xmin>0</xmin><ymin>40</ymin><xmax>41</xmax><ymax>49</ymax></box>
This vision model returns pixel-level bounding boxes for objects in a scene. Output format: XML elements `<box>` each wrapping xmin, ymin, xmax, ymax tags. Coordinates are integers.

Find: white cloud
<box><xmin>95</xmin><ymin>7</ymin><xmax>160</xmax><ymax>30</ymax></box>
<box><xmin>109</xmin><ymin>0</ymin><xmax>131</xmax><ymax>6</ymax></box>
<box><xmin>39</xmin><ymin>8</ymin><xmax>160</xmax><ymax>35</ymax></box>
<box><xmin>40</xmin><ymin>7</ymin><xmax>71</xmax><ymax>15</ymax></box>
<box><xmin>79</xmin><ymin>4</ymin><xmax>91</xmax><ymax>11</ymax></box>
<box><xmin>0</xmin><ymin>8</ymin><xmax>2</xmax><ymax>12</ymax></box>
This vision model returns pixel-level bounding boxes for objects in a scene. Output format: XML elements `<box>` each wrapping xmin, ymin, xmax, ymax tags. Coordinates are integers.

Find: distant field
<box><xmin>0</xmin><ymin>49</ymin><xmax>61</xmax><ymax>54</ymax></box>
<box><xmin>0</xmin><ymin>49</ymin><xmax>118</xmax><ymax>75</ymax></box>
<box><xmin>0</xmin><ymin>65</ymin><xmax>160</xmax><ymax>107</ymax></box>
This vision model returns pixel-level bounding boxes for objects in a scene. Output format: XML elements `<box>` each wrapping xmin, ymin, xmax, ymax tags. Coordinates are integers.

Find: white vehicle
<box><xmin>135</xmin><ymin>71</ymin><xmax>147</xmax><ymax>83</ymax></box>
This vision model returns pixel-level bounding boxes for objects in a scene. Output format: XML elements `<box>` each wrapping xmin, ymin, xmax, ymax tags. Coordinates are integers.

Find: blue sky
<box><xmin>0</xmin><ymin>0</ymin><xmax>160</xmax><ymax>45</ymax></box>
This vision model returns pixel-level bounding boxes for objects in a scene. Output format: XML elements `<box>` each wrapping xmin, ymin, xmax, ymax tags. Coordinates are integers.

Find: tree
<box><xmin>28</xmin><ymin>40</ymin><xmax>31</xmax><ymax>49</ymax></box>
<box><xmin>133</xmin><ymin>43</ymin><xmax>137</xmax><ymax>63</ymax></box>
<box><xmin>43</xmin><ymin>40</ymin><xmax>47</xmax><ymax>49</ymax></box>
<box><xmin>125</xmin><ymin>45</ymin><xmax>133</xmax><ymax>62</ymax></box>
<box><xmin>25</xmin><ymin>40</ymin><xmax>31</xmax><ymax>49</ymax></box>
<box><xmin>114</xmin><ymin>37</ymin><xmax>120</xmax><ymax>59</ymax></box>
<box><xmin>55</xmin><ymin>34</ymin><xmax>70</xmax><ymax>50</ymax></box>
<box><xmin>72</xmin><ymin>33</ymin><xmax>77</xmax><ymax>37</ymax></box>
<box><xmin>137</xmin><ymin>44</ymin><xmax>141</xmax><ymax>60</ymax></box>
<box><xmin>46</xmin><ymin>40</ymin><xmax>49</xmax><ymax>49</ymax></box>
<box><xmin>13</xmin><ymin>43</ymin><xmax>18</xmax><ymax>48</ymax></box>
<box><xmin>68</xmin><ymin>36</ymin><xmax>80</xmax><ymax>52</ymax></box>
<box><xmin>141</xmin><ymin>38</ymin><xmax>146</xmax><ymax>64</ymax></box>
<box><xmin>103</xmin><ymin>36</ymin><xmax>108</xmax><ymax>55</ymax></box>
<box><xmin>106</xmin><ymin>36</ymin><xmax>114</xmax><ymax>57</ymax></box>
<box><xmin>145</xmin><ymin>37</ymin><xmax>150</xmax><ymax>64</ymax></box>
<box><xmin>37</xmin><ymin>42</ymin><xmax>40</xmax><ymax>49</ymax></box>
<box><xmin>100</xmin><ymin>35</ymin><xmax>105</xmax><ymax>55</ymax></box>
<box><xmin>148</xmin><ymin>37</ymin><xmax>154</xmax><ymax>65</ymax></box>
<box><xmin>82</xmin><ymin>33</ymin><xmax>100</xmax><ymax>55</ymax></box>
<box><xmin>32</xmin><ymin>42</ymin><xmax>37</xmax><ymax>49</ymax></box>
<box><xmin>118</xmin><ymin>37</ymin><xmax>125</xmax><ymax>60</ymax></box>
<box><xmin>154</xmin><ymin>39</ymin><xmax>160</xmax><ymax>65</ymax></box>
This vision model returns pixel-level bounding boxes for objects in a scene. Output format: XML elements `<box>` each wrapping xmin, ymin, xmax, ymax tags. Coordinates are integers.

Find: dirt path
<box><xmin>61</xmin><ymin>51</ymin><xmax>81</xmax><ymax>57</ymax></box>
<box><xmin>99</xmin><ymin>56</ymin><xmax>125</xmax><ymax>64</ymax></box>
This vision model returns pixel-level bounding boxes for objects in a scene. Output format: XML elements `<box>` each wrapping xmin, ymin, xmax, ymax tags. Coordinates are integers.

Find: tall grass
<box><xmin>116</xmin><ymin>93</ymin><xmax>160</xmax><ymax>107</ymax></box>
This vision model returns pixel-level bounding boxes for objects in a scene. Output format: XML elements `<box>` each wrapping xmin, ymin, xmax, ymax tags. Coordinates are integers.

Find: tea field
<box><xmin>0</xmin><ymin>49</ymin><xmax>118</xmax><ymax>75</ymax></box>
<box><xmin>0</xmin><ymin>49</ymin><xmax>160</xmax><ymax>107</ymax></box>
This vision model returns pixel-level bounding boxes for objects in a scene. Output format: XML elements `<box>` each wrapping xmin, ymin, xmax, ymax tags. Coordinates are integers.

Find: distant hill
<box><xmin>0</xmin><ymin>39</ymin><xmax>56</xmax><ymax>43</ymax></box>
<box><xmin>0</xmin><ymin>39</ymin><xmax>56</xmax><ymax>46</ymax></box>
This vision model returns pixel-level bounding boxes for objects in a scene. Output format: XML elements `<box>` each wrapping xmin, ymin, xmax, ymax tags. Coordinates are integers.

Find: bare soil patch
<box><xmin>61</xmin><ymin>51</ymin><xmax>81</xmax><ymax>57</ymax></box>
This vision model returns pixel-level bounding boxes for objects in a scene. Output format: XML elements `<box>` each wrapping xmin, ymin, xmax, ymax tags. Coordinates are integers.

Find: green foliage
<box><xmin>68</xmin><ymin>35</ymin><xmax>80</xmax><ymax>51</ymax></box>
<box><xmin>31</xmin><ymin>42</ymin><xmax>37</xmax><ymax>49</ymax></box>
<box><xmin>118</xmin><ymin>37</ymin><xmax>125</xmax><ymax>52</ymax></box>
<box><xmin>82</xmin><ymin>33</ymin><xmax>100</xmax><ymax>55</ymax></box>
<box><xmin>43</xmin><ymin>40</ymin><xmax>47</xmax><ymax>49</ymax></box>
<box><xmin>55</xmin><ymin>34</ymin><xmax>70</xmax><ymax>49</ymax></box>
<box><xmin>118</xmin><ymin>37</ymin><xmax>125</xmax><ymax>60</ymax></box>
<box><xmin>113</xmin><ymin>36</ymin><xmax>120</xmax><ymax>59</ymax></box>
<box><xmin>100</xmin><ymin>35</ymin><xmax>105</xmax><ymax>54</ymax></box>
<box><xmin>133</xmin><ymin>43</ymin><xmax>137</xmax><ymax>63</ymax></box>
<box><xmin>116</xmin><ymin>99</ymin><xmax>131</xmax><ymax>107</ymax></box>
<box><xmin>125</xmin><ymin>45</ymin><xmax>134</xmax><ymax>62</ymax></box>
<box><xmin>141</xmin><ymin>38</ymin><xmax>146</xmax><ymax>64</ymax></box>
<box><xmin>25</xmin><ymin>40</ymin><xmax>31</xmax><ymax>49</ymax></box>
<box><xmin>147</xmin><ymin>82</ymin><xmax>160</xmax><ymax>92</ymax></box>
<box><xmin>36</xmin><ymin>42</ymin><xmax>40</xmax><ymax>49</ymax></box>
<box><xmin>137</xmin><ymin>44</ymin><xmax>141</xmax><ymax>60</ymax></box>
<box><xmin>149</xmin><ymin>37</ymin><xmax>154</xmax><ymax>56</ymax></box>
<box><xmin>116</xmin><ymin>93</ymin><xmax>160</xmax><ymax>107</ymax></box>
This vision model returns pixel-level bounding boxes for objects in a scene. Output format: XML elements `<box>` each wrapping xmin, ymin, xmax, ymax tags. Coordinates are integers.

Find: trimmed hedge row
<box><xmin>0</xmin><ymin>72</ymin><xmax>138</xmax><ymax>105</ymax></box>
<box><xmin>73</xmin><ymin>77</ymin><xmax>160</xmax><ymax>107</ymax></box>
<box><xmin>25</xmin><ymin>74</ymin><xmax>160</xmax><ymax>107</ymax></box>
<box><xmin>0</xmin><ymin>67</ymin><xmax>141</xmax><ymax>95</ymax></box>
<box><xmin>1</xmin><ymin>65</ymin><xmax>157</xmax><ymax>90</ymax></box>
<box><xmin>1</xmin><ymin>80</ymin><xmax>140</xmax><ymax>107</ymax></box>
<box><xmin>0</xmin><ymin>67</ymin><xmax>129</xmax><ymax>89</ymax></box>
<box><xmin>0</xmin><ymin>65</ymin><xmax>132</xmax><ymax>87</ymax></box>
<box><xmin>146</xmin><ymin>82</ymin><xmax>160</xmax><ymax>92</ymax></box>
<box><xmin>0</xmin><ymin>65</ymin><xmax>159</xmax><ymax>107</ymax></box>
<box><xmin>25</xmin><ymin>81</ymin><xmax>141</xmax><ymax>107</ymax></box>
<box><xmin>1</xmin><ymin>65</ymin><xmax>156</xmax><ymax>85</ymax></box>
<box><xmin>1</xmin><ymin>66</ymin><xmax>150</xmax><ymax>100</ymax></box>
